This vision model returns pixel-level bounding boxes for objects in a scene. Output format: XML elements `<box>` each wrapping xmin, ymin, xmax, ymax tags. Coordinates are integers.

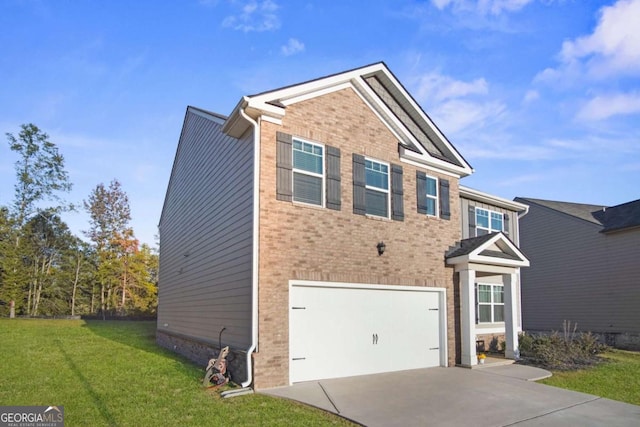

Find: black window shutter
<box><xmin>503</xmin><ymin>212</ymin><xmax>510</xmax><ymax>235</ymax></box>
<box><xmin>468</xmin><ymin>205</ymin><xmax>476</xmax><ymax>238</ymax></box>
<box><xmin>416</xmin><ymin>171</ymin><xmax>428</xmax><ymax>214</ymax></box>
<box><xmin>391</xmin><ymin>164</ymin><xmax>404</xmax><ymax>221</ymax></box>
<box><xmin>439</xmin><ymin>179</ymin><xmax>451</xmax><ymax>220</ymax></box>
<box><xmin>352</xmin><ymin>154</ymin><xmax>366</xmax><ymax>215</ymax></box>
<box><xmin>326</xmin><ymin>146</ymin><xmax>341</xmax><ymax>211</ymax></box>
<box><xmin>276</xmin><ymin>132</ymin><xmax>292</xmax><ymax>202</ymax></box>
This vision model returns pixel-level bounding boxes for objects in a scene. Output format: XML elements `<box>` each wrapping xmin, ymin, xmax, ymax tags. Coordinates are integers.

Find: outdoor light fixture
<box><xmin>376</xmin><ymin>241</ymin><xmax>386</xmax><ymax>256</ymax></box>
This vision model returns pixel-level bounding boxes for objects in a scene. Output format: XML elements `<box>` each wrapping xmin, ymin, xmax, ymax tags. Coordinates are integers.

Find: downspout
<box><xmin>515</xmin><ymin>204</ymin><xmax>529</xmax><ymax>334</ymax></box>
<box><xmin>239</xmin><ymin>100</ymin><xmax>259</xmax><ymax>389</ymax></box>
<box><xmin>516</xmin><ymin>204</ymin><xmax>529</xmax><ymax>245</ymax></box>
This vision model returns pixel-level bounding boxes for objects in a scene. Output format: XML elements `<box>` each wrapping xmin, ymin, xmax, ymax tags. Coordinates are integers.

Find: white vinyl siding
<box><xmin>365</xmin><ymin>158</ymin><xmax>389</xmax><ymax>218</ymax></box>
<box><xmin>293</xmin><ymin>138</ymin><xmax>324</xmax><ymax>206</ymax></box>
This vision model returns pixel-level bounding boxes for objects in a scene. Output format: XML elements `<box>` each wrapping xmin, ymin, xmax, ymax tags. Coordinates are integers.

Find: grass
<box><xmin>539</xmin><ymin>349</ymin><xmax>640</xmax><ymax>405</ymax></box>
<box><xmin>0</xmin><ymin>319</ymin><xmax>353</xmax><ymax>426</ymax></box>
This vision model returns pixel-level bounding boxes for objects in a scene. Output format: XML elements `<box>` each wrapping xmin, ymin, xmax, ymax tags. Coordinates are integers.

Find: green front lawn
<box><xmin>539</xmin><ymin>349</ymin><xmax>640</xmax><ymax>405</ymax></box>
<box><xmin>0</xmin><ymin>319</ymin><xmax>353</xmax><ymax>426</ymax></box>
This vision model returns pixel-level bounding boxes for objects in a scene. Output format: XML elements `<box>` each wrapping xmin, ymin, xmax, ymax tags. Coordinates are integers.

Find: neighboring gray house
<box><xmin>515</xmin><ymin>197</ymin><xmax>640</xmax><ymax>349</ymax></box>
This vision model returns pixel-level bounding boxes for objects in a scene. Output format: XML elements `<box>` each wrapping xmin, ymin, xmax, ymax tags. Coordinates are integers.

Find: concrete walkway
<box><xmin>261</xmin><ymin>365</ymin><xmax>640</xmax><ymax>426</ymax></box>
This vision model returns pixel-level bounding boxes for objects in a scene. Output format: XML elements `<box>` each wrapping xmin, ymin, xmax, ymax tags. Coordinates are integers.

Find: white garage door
<box><xmin>289</xmin><ymin>282</ymin><xmax>444</xmax><ymax>383</ymax></box>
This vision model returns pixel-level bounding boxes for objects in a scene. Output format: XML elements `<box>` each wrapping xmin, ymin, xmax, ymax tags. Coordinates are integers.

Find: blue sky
<box><xmin>1</xmin><ymin>0</ymin><xmax>638</xmax><ymax>246</ymax></box>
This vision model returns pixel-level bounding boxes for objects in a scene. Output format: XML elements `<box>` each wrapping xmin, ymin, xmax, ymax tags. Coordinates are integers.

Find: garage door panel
<box><xmin>387</xmin><ymin>291</ymin><xmax>441</xmax><ymax>370</ymax></box>
<box><xmin>290</xmin><ymin>284</ymin><xmax>443</xmax><ymax>383</ymax></box>
<box><xmin>291</xmin><ymin>286</ymin><xmax>381</xmax><ymax>381</ymax></box>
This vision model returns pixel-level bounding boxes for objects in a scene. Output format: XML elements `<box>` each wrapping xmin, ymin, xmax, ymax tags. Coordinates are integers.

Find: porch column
<box><xmin>503</xmin><ymin>272</ymin><xmax>519</xmax><ymax>359</ymax></box>
<box><xmin>460</xmin><ymin>267</ymin><xmax>477</xmax><ymax>366</ymax></box>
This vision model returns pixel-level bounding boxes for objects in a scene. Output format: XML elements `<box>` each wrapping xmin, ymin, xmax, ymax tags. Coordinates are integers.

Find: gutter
<box><xmin>515</xmin><ymin>202</ymin><xmax>529</xmax><ymax>247</ymax></box>
<box><xmin>238</xmin><ymin>99</ymin><xmax>260</xmax><ymax>389</ymax></box>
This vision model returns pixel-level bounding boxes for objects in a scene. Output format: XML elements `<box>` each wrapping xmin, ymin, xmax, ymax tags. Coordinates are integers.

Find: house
<box><xmin>515</xmin><ymin>197</ymin><xmax>640</xmax><ymax>350</ymax></box>
<box><xmin>157</xmin><ymin>62</ymin><xmax>529</xmax><ymax>390</ymax></box>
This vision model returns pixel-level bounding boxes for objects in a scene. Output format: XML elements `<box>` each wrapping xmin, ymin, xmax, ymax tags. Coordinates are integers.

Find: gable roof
<box><xmin>223</xmin><ymin>62</ymin><xmax>473</xmax><ymax>177</ymax></box>
<box><xmin>592</xmin><ymin>199</ymin><xmax>640</xmax><ymax>233</ymax></box>
<box><xmin>446</xmin><ymin>232</ymin><xmax>529</xmax><ymax>268</ymax></box>
<box><xmin>516</xmin><ymin>197</ymin><xmax>640</xmax><ymax>233</ymax></box>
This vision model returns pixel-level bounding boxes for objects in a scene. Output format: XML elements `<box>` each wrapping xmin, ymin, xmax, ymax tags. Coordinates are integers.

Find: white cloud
<box><xmin>430</xmin><ymin>98</ymin><xmax>505</xmax><ymax>134</ymax></box>
<box><xmin>411</xmin><ymin>71</ymin><xmax>503</xmax><ymax>136</ymax></box>
<box><xmin>431</xmin><ymin>0</ymin><xmax>455</xmax><ymax>9</ymax></box>
<box><xmin>410</xmin><ymin>70</ymin><xmax>507</xmax><ymax>147</ymax></box>
<box><xmin>222</xmin><ymin>0</ymin><xmax>280</xmax><ymax>32</ymax></box>
<box><xmin>536</xmin><ymin>0</ymin><xmax>640</xmax><ymax>84</ymax></box>
<box><xmin>430</xmin><ymin>0</ymin><xmax>534</xmax><ymax>15</ymax></box>
<box><xmin>577</xmin><ymin>92</ymin><xmax>640</xmax><ymax>121</ymax></box>
<box><xmin>281</xmin><ymin>38</ymin><xmax>305</xmax><ymax>56</ymax></box>
<box><xmin>414</xmin><ymin>71</ymin><xmax>488</xmax><ymax>103</ymax></box>
<box><xmin>523</xmin><ymin>89</ymin><xmax>540</xmax><ymax>104</ymax></box>
<box><xmin>560</xmin><ymin>0</ymin><xmax>640</xmax><ymax>78</ymax></box>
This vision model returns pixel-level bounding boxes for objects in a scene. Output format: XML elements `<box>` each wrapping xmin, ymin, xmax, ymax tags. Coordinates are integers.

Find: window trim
<box><xmin>425</xmin><ymin>175</ymin><xmax>438</xmax><ymax>217</ymax></box>
<box><xmin>292</xmin><ymin>137</ymin><xmax>325</xmax><ymax>207</ymax></box>
<box><xmin>477</xmin><ymin>283</ymin><xmax>504</xmax><ymax>324</ymax></box>
<box><xmin>364</xmin><ymin>157</ymin><xmax>390</xmax><ymax>219</ymax></box>
<box><xmin>475</xmin><ymin>207</ymin><xmax>504</xmax><ymax>234</ymax></box>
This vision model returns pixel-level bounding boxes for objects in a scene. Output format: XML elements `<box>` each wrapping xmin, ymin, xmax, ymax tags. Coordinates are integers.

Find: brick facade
<box><xmin>253</xmin><ymin>87</ymin><xmax>462</xmax><ymax>388</ymax></box>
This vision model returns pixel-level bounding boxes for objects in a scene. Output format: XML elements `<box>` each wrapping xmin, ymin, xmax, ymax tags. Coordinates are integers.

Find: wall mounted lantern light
<box><xmin>376</xmin><ymin>241</ymin><xmax>386</xmax><ymax>256</ymax></box>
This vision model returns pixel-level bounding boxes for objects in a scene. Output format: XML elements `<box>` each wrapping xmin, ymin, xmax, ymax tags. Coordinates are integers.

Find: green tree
<box><xmin>6</xmin><ymin>124</ymin><xmax>72</xmax><ymax>229</ymax></box>
<box><xmin>125</xmin><ymin>243</ymin><xmax>158</xmax><ymax>314</ymax></box>
<box><xmin>0</xmin><ymin>207</ymin><xmax>18</xmax><ymax>315</ymax></box>
<box><xmin>2</xmin><ymin>124</ymin><xmax>73</xmax><ymax>315</ymax></box>
<box><xmin>84</xmin><ymin>179</ymin><xmax>133</xmax><ymax>315</ymax></box>
<box><xmin>22</xmin><ymin>210</ymin><xmax>76</xmax><ymax>316</ymax></box>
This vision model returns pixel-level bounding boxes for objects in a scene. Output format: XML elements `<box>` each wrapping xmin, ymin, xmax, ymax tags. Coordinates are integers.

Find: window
<box><xmin>478</xmin><ymin>284</ymin><xmax>504</xmax><ymax>323</ymax></box>
<box><xmin>476</xmin><ymin>208</ymin><xmax>503</xmax><ymax>236</ymax></box>
<box><xmin>292</xmin><ymin>138</ymin><xmax>324</xmax><ymax>206</ymax></box>
<box><xmin>425</xmin><ymin>176</ymin><xmax>438</xmax><ymax>216</ymax></box>
<box><xmin>364</xmin><ymin>159</ymin><xmax>389</xmax><ymax>218</ymax></box>
<box><xmin>417</xmin><ymin>172</ymin><xmax>449</xmax><ymax>220</ymax></box>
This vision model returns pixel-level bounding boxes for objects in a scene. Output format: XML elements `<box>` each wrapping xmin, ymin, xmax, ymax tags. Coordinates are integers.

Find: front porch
<box><xmin>471</xmin><ymin>354</ymin><xmax>515</xmax><ymax>369</ymax></box>
<box><xmin>446</xmin><ymin>232</ymin><xmax>530</xmax><ymax>367</ymax></box>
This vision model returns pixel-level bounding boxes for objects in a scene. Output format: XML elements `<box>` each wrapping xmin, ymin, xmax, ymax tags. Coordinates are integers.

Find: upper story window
<box><xmin>476</xmin><ymin>208</ymin><xmax>503</xmax><ymax>236</ymax></box>
<box><xmin>477</xmin><ymin>284</ymin><xmax>504</xmax><ymax>323</ymax></box>
<box><xmin>353</xmin><ymin>154</ymin><xmax>403</xmax><ymax>221</ymax></box>
<box><xmin>365</xmin><ymin>159</ymin><xmax>389</xmax><ymax>218</ymax></box>
<box><xmin>425</xmin><ymin>176</ymin><xmax>438</xmax><ymax>216</ymax></box>
<box><xmin>277</xmin><ymin>132</ymin><xmax>340</xmax><ymax>210</ymax></box>
<box><xmin>417</xmin><ymin>171</ymin><xmax>450</xmax><ymax>220</ymax></box>
<box><xmin>292</xmin><ymin>138</ymin><xmax>324</xmax><ymax>206</ymax></box>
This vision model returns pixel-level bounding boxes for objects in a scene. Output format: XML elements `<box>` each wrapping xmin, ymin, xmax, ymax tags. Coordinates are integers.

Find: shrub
<box><xmin>518</xmin><ymin>322</ymin><xmax>608</xmax><ymax>370</ymax></box>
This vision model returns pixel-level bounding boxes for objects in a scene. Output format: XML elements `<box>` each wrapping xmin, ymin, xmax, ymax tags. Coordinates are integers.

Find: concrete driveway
<box><xmin>262</xmin><ymin>365</ymin><xmax>640</xmax><ymax>426</ymax></box>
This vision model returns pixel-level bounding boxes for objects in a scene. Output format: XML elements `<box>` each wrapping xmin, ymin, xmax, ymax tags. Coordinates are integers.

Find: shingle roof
<box><xmin>516</xmin><ymin>197</ymin><xmax>640</xmax><ymax>233</ymax></box>
<box><xmin>592</xmin><ymin>199</ymin><xmax>640</xmax><ymax>233</ymax></box>
<box><xmin>446</xmin><ymin>233</ymin><xmax>497</xmax><ymax>258</ymax></box>
<box><xmin>515</xmin><ymin>198</ymin><xmax>604</xmax><ymax>225</ymax></box>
